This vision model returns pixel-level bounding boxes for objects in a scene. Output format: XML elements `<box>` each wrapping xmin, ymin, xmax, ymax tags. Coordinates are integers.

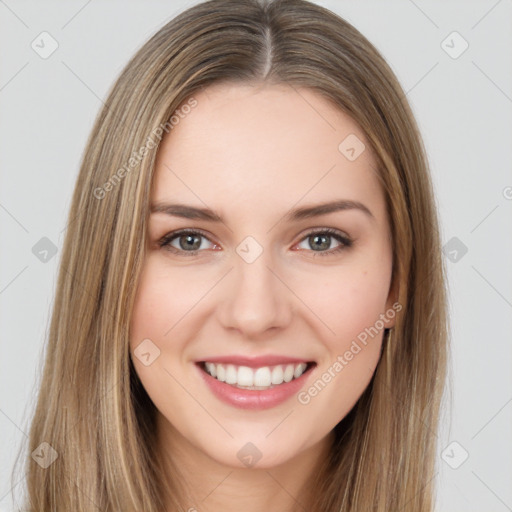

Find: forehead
<box><xmin>151</xmin><ymin>83</ymin><xmax>385</xmax><ymax>222</ymax></box>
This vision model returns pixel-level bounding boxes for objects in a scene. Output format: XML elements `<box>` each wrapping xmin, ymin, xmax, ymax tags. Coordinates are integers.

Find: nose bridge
<box><xmin>218</xmin><ymin>238</ymin><xmax>291</xmax><ymax>335</ymax></box>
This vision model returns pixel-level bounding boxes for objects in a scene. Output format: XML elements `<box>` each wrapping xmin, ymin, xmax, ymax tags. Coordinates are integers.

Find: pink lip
<box><xmin>195</xmin><ymin>361</ymin><xmax>316</xmax><ymax>410</ymax></box>
<box><xmin>196</xmin><ymin>355</ymin><xmax>312</xmax><ymax>368</ymax></box>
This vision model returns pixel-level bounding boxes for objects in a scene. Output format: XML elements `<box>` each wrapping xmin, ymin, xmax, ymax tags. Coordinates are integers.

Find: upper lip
<box><xmin>196</xmin><ymin>355</ymin><xmax>314</xmax><ymax>368</ymax></box>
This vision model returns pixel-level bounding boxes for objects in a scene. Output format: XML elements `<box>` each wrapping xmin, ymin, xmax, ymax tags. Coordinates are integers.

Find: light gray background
<box><xmin>1</xmin><ymin>1</ymin><xmax>511</xmax><ymax>510</ymax></box>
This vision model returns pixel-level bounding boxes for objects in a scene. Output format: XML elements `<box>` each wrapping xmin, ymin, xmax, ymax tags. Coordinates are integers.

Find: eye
<box><xmin>295</xmin><ymin>228</ymin><xmax>353</xmax><ymax>256</ymax></box>
<box><xmin>158</xmin><ymin>229</ymin><xmax>218</xmax><ymax>255</ymax></box>
<box><xmin>158</xmin><ymin>227</ymin><xmax>353</xmax><ymax>257</ymax></box>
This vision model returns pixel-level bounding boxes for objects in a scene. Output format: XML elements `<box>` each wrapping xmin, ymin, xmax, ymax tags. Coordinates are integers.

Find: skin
<box><xmin>129</xmin><ymin>82</ymin><xmax>397</xmax><ymax>512</ymax></box>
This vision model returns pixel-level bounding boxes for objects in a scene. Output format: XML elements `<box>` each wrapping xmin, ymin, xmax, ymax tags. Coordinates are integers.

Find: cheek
<box><xmin>128</xmin><ymin>261</ymin><xmax>206</xmax><ymax>416</ymax></box>
<box><xmin>291</xmin><ymin>250</ymin><xmax>392</xmax><ymax>420</ymax></box>
<box><xmin>129</xmin><ymin>258</ymin><xmax>219</xmax><ymax>404</ymax></box>
<box><xmin>298</xmin><ymin>260</ymin><xmax>392</xmax><ymax>345</ymax></box>
<box><xmin>293</xmin><ymin>267</ymin><xmax>390</xmax><ymax>429</ymax></box>
<box><xmin>130</xmin><ymin>278</ymin><xmax>168</xmax><ymax>352</ymax></box>
<box><xmin>129</xmin><ymin>258</ymin><xmax>206</xmax><ymax>350</ymax></box>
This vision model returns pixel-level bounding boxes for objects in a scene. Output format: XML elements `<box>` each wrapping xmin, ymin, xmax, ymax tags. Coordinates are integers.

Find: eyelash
<box><xmin>157</xmin><ymin>227</ymin><xmax>353</xmax><ymax>257</ymax></box>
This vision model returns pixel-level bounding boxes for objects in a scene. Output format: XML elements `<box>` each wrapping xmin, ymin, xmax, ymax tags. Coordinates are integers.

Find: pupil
<box><xmin>311</xmin><ymin>234</ymin><xmax>329</xmax><ymax>251</ymax></box>
<box><xmin>181</xmin><ymin>234</ymin><xmax>200</xmax><ymax>250</ymax></box>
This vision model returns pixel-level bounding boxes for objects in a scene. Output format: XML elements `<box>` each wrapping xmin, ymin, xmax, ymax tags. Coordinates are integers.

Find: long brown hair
<box><xmin>13</xmin><ymin>0</ymin><xmax>447</xmax><ymax>510</ymax></box>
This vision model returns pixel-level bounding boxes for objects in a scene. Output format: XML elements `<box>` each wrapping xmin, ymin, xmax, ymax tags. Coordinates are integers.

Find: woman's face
<box><xmin>130</xmin><ymin>82</ymin><xmax>396</xmax><ymax>469</ymax></box>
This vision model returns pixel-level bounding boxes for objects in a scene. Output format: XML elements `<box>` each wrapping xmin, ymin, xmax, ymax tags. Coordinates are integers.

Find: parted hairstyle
<box><xmin>13</xmin><ymin>0</ymin><xmax>448</xmax><ymax>510</ymax></box>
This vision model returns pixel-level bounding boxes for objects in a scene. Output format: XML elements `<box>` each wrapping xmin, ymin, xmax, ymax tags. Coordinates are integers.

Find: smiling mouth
<box><xmin>198</xmin><ymin>361</ymin><xmax>316</xmax><ymax>390</ymax></box>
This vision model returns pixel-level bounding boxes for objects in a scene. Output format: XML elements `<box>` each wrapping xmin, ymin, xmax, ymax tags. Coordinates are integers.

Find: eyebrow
<box><xmin>150</xmin><ymin>199</ymin><xmax>374</xmax><ymax>222</ymax></box>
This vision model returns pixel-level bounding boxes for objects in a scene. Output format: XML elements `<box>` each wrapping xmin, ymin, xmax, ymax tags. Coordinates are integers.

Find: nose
<box><xmin>217</xmin><ymin>248</ymin><xmax>293</xmax><ymax>338</ymax></box>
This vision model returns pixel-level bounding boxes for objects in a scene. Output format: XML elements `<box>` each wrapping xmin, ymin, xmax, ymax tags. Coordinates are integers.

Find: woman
<box><xmin>17</xmin><ymin>0</ymin><xmax>448</xmax><ymax>510</ymax></box>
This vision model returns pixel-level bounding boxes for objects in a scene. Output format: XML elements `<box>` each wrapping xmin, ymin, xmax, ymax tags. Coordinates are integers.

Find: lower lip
<box><xmin>196</xmin><ymin>363</ymin><xmax>315</xmax><ymax>410</ymax></box>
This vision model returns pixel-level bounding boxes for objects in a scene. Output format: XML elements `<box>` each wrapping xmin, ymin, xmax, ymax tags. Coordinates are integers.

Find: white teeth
<box><xmin>237</xmin><ymin>366</ymin><xmax>254</xmax><ymax>387</ymax></box>
<box><xmin>271</xmin><ymin>365</ymin><xmax>284</xmax><ymax>385</ymax></box>
<box><xmin>203</xmin><ymin>361</ymin><xmax>309</xmax><ymax>389</ymax></box>
<box><xmin>225</xmin><ymin>364</ymin><xmax>237</xmax><ymax>385</ymax></box>
<box><xmin>294</xmin><ymin>363</ymin><xmax>307</xmax><ymax>378</ymax></box>
<box><xmin>216</xmin><ymin>364</ymin><xmax>226</xmax><ymax>382</ymax></box>
<box><xmin>283</xmin><ymin>364</ymin><xmax>294</xmax><ymax>383</ymax></box>
<box><xmin>205</xmin><ymin>362</ymin><xmax>216</xmax><ymax>378</ymax></box>
<box><xmin>254</xmin><ymin>367</ymin><xmax>271</xmax><ymax>387</ymax></box>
